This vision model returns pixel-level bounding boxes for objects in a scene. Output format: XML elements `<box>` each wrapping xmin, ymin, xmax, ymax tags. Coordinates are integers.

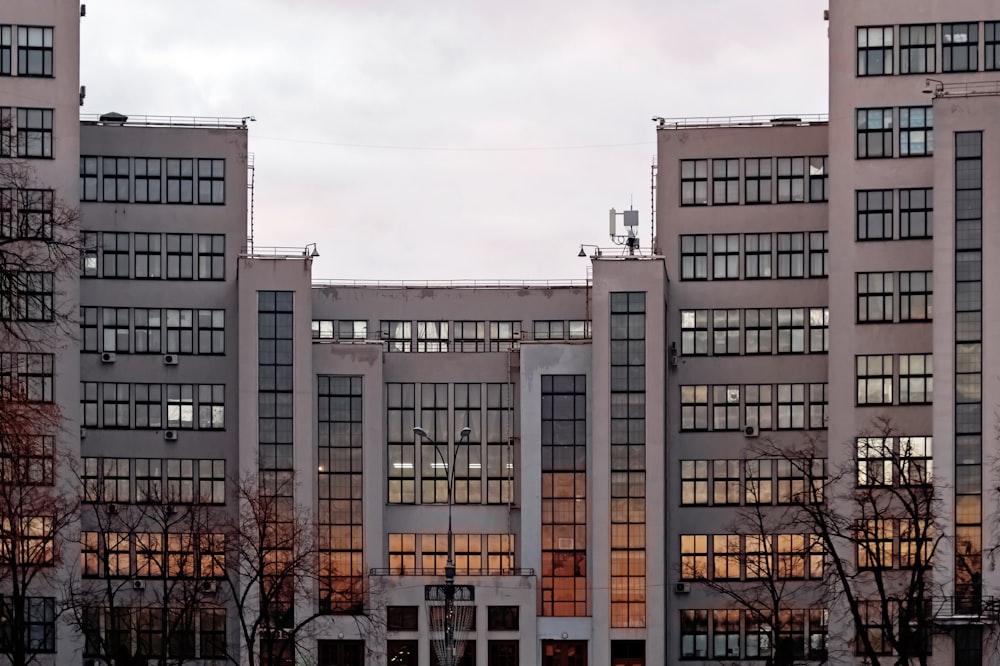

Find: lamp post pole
<box><xmin>414</xmin><ymin>425</ymin><xmax>471</xmax><ymax>666</ymax></box>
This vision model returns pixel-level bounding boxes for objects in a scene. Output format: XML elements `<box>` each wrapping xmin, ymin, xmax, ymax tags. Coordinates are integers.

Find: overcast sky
<box><xmin>80</xmin><ymin>0</ymin><xmax>828</xmax><ymax>282</ymax></box>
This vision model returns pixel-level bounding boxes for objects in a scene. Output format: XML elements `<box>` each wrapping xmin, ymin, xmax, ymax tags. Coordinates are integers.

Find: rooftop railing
<box><xmin>926</xmin><ymin>78</ymin><xmax>1000</xmax><ymax>98</ymax></box>
<box><xmin>311</xmin><ymin>279</ymin><xmax>589</xmax><ymax>289</ymax></box>
<box><xmin>652</xmin><ymin>114</ymin><xmax>828</xmax><ymax>130</ymax></box>
<box><xmin>369</xmin><ymin>567</ymin><xmax>534</xmax><ymax>577</ymax></box>
<box><xmin>80</xmin><ymin>113</ymin><xmax>251</xmax><ymax>129</ymax></box>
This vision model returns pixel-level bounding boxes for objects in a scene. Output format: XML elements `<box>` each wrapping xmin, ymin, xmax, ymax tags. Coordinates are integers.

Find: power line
<box><xmin>251</xmin><ymin>134</ymin><xmax>654</xmax><ymax>153</ymax></box>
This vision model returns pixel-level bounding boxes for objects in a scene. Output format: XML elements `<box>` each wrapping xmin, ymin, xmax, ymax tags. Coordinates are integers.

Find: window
<box><xmin>16</xmin><ymin>27</ymin><xmax>53</xmax><ymax>77</ymax></box>
<box><xmin>776</xmin><ymin>459</ymin><xmax>806</xmax><ymax>504</ymax></box>
<box><xmin>900</xmin><ymin>354</ymin><xmax>932</xmax><ymax>404</ymax></box>
<box><xmin>712</xmin><ymin>158</ymin><xmax>739</xmax><ymax>204</ymax></box>
<box><xmin>165</xmin><ymin>459</ymin><xmax>195</xmax><ymax>503</ymax></box>
<box><xmin>134</xmin><ymin>309</ymin><xmax>162</xmax><ymax>353</ymax></box>
<box><xmin>81</xmin><ymin>232</ymin><xmax>98</xmax><ymax>276</ymax></box>
<box><xmin>712</xmin><ymin>309</ymin><xmax>739</xmax><ymax>355</ymax></box>
<box><xmin>197</xmin><ymin>234</ymin><xmax>225</xmax><ymax>279</ymax></box>
<box><xmin>776</xmin><ymin>384</ymin><xmax>805</xmax><ymax>429</ymax></box>
<box><xmin>776</xmin><ymin>308</ymin><xmax>804</xmax><ymax>354</ymax></box>
<box><xmin>134</xmin><ymin>233</ymin><xmax>162</xmax><ymax>278</ymax></box>
<box><xmin>776</xmin><ymin>157</ymin><xmax>805</xmax><ymax>202</ymax></box>
<box><xmin>102</xmin><ymin>157</ymin><xmax>129</xmax><ymax>202</ymax></box>
<box><xmin>198</xmin><ymin>459</ymin><xmax>225</xmax><ymax>504</ymax></box>
<box><xmin>16</xmin><ymin>108</ymin><xmax>53</xmax><ymax>158</ymax></box>
<box><xmin>102</xmin><ymin>307</ymin><xmax>129</xmax><ymax>353</ymax></box>
<box><xmin>744</xmin><ymin>310</ymin><xmax>772</xmax><ymax>355</ymax></box>
<box><xmin>745</xmin><ymin>535</ymin><xmax>772</xmax><ymax>579</ymax></box>
<box><xmin>856</xmin><ymin>190</ymin><xmax>893</xmax><ymax>240</ymax></box>
<box><xmin>0</xmin><ymin>352</ymin><xmax>53</xmax><ymax>402</ymax></box>
<box><xmin>680</xmin><ymin>385</ymin><xmax>708</xmax><ymax>431</ymax></box>
<box><xmin>532</xmin><ymin>320</ymin><xmax>564</xmax><ymax>341</ymax></box>
<box><xmin>777</xmin><ymin>534</ymin><xmax>808</xmax><ymax>579</ymax></box>
<box><xmin>809</xmin><ymin>383</ymin><xmax>828</xmax><ymax>429</ymax></box>
<box><xmin>489</xmin><ymin>321</ymin><xmax>521</xmax><ymax>351</ymax></box>
<box><xmin>680</xmin><ymin>460</ymin><xmax>708</xmax><ymax>505</ymax></box>
<box><xmin>1</xmin><ymin>188</ymin><xmax>53</xmax><ymax>239</ymax></box>
<box><xmin>712</xmin><ymin>234</ymin><xmax>739</xmax><ymax>279</ymax></box>
<box><xmin>0</xmin><ymin>271</ymin><xmax>53</xmax><ymax>322</ymax></box>
<box><xmin>81</xmin><ymin>531</ymin><xmax>99</xmax><ymax>576</ymax></box>
<box><xmin>489</xmin><ymin>640</ymin><xmax>518</xmax><ymax>666</ymax></box>
<box><xmin>166</xmin><ymin>309</ymin><xmax>194</xmax><ymax>353</ymax></box>
<box><xmin>943</xmin><ymin>23</ymin><xmax>978</xmax><ymax>72</ymax></box>
<box><xmin>745</xmin><ymin>611</ymin><xmax>771</xmax><ymax>659</ymax></box>
<box><xmin>388</xmin><ymin>533</ymin><xmax>416</xmax><ymax>572</ymax></box>
<box><xmin>100</xmin><ymin>458</ymin><xmax>130</xmax><ymax>502</ymax></box>
<box><xmin>776</xmin><ymin>233</ymin><xmax>804</xmax><ymax>278</ymax></box>
<box><xmin>0</xmin><ymin>26</ymin><xmax>9</xmax><ymax>76</ymax></box>
<box><xmin>197</xmin><ymin>309</ymin><xmax>225</xmax><ymax>354</ymax></box>
<box><xmin>166</xmin><ymin>233</ymin><xmax>194</xmax><ymax>279</ymax></box>
<box><xmin>680</xmin><ymin>535</ymin><xmax>708</xmax><ymax>579</ymax></box>
<box><xmin>200</xmin><ymin>609</ymin><xmax>227</xmax><ymax>659</ymax></box>
<box><xmin>81</xmin><ymin>307</ymin><xmax>98</xmax><ymax>352</ymax></box>
<box><xmin>680</xmin><ymin>235</ymin><xmax>708</xmax><ymax>280</ymax></box>
<box><xmin>899</xmin><ymin>107</ymin><xmax>933</xmax><ymax>156</ymax></box>
<box><xmin>387</xmin><ymin>606</ymin><xmax>419</xmax><ymax>631</ymax></box>
<box><xmin>714</xmin><ymin>609</ymin><xmax>741</xmax><ymax>658</ymax></box>
<box><xmin>744</xmin><ymin>233</ymin><xmax>772</xmax><ymax>279</ymax></box>
<box><xmin>80</xmin><ymin>156</ymin><xmax>98</xmax><ymax>201</ymax></box>
<box><xmin>680</xmin><ymin>310</ymin><xmax>707</xmax><ymax>356</ymax></box>
<box><xmin>2</xmin><ymin>597</ymin><xmax>56</xmax><ymax>652</ymax></box>
<box><xmin>102</xmin><ymin>383</ymin><xmax>130</xmax><ymax>428</ymax></box>
<box><xmin>134</xmin><ymin>157</ymin><xmax>161</xmax><ymax>202</ymax></box>
<box><xmin>453</xmin><ymin>321</ymin><xmax>485</xmax><ymax>352</ymax></box>
<box><xmin>857</xmin><ymin>437</ymin><xmax>893</xmax><ymax>486</ymax></box>
<box><xmin>745</xmin><ymin>459</ymin><xmax>773</xmax><ymax>505</ymax></box>
<box><xmin>681</xmin><ymin>610</ymin><xmax>709</xmax><ymax>659</ymax></box>
<box><xmin>712</xmin><ymin>386</ymin><xmax>740</xmax><ymax>431</ymax></box>
<box><xmin>857</xmin><ymin>355</ymin><xmax>893</xmax><ymax>405</ymax></box>
<box><xmin>987</xmin><ymin>22</ymin><xmax>1000</xmax><ymax>71</ymax></box>
<box><xmin>198</xmin><ymin>384</ymin><xmax>225</xmax><ymax>428</ymax></box>
<box><xmin>809</xmin><ymin>308</ymin><xmax>828</xmax><ymax>353</ymax></box>
<box><xmin>135</xmin><ymin>458</ymin><xmax>162</xmax><ymax>501</ymax></box>
<box><xmin>744</xmin><ymin>385</ymin><xmax>772</xmax><ymax>431</ymax></box>
<box><xmin>387</xmin><ymin>385</ymin><xmax>416</xmax><ymax>504</ymax></box>
<box><xmin>166</xmin><ymin>384</ymin><xmax>195</xmax><ymax>429</ymax></box>
<box><xmin>712</xmin><ymin>459</ymin><xmax>740</xmax><ymax>504</ymax></box>
<box><xmin>417</xmin><ymin>321</ymin><xmax>449</xmax><ymax>351</ymax></box>
<box><xmin>900</xmin><ymin>436</ymin><xmax>932</xmax><ymax>486</ymax></box>
<box><xmin>901</xmin><ymin>24</ymin><xmax>936</xmax><ymax>74</ymax></box>
<box><xmin>900</xmin><ymin>271</ymin><xmax>932</xmax><ymax>321</ymax></box>
<box><xmin>197</xmin><ymin>159</ymin><xmax>225</xmax><ymax>204</ymax></box>
<box><xmin>900</xmin><ymin>188</ymin><xmax>932</xmax><ymax>238</ymax></box>
<box><xmin>488</xmin><ymin>606</ymin><xmax>519</xmax><ymax>631</ymax></box>
<box><xmin>102</xmin><ymin>232</ymin><xmax>130</xmax><ymax>278</ymax></box>
<box><xmin>568</xmin><ymin>320</ymin><xmax>590</xmax><ymax>339</ymax></box>
<box><xmin>900</xmin><ymin>518</ymin><xmax>933</xmax><ymax>567</ymax></box>
<box><xmin>81</xmin><ymin>383</ymin><xmax>98</xmax><ymax>427</ymax></box>
<box><xmin>857</xmin><ymin>272</ymin><xmax>894</xmax><ymax>322</ymax></box>
<box><xmin>857</xmin><ymin>520</ymin><xmax>893</xmax><ymax>569</ymax></box>
<box><xmin>857</xmin><ymin>108</ymin><xmax>893</xmax><ymax>158</ymax></box>
<box><xmin>744</xmin><ymin>157</ymin><xmax>772</xmax><ymax>204</ymax></box>
<box><xmin>166</xmin><ymin>158</ymin><xmax>194</xmax><ymax>203</ymax></box>
<box><xmin>857</xmin><ymin>26</ymin><xmax>893</xmax><ymax>75</ymax></box>
<box><xmin>680</xmin><ymin>159</ymin><xmax>708</xmax><ymax>206</ymax></box>
<box><xmin>809</xmin><ymin>609</ymin><xmax>829</xmax><ymax>659</ymax></box>
<box><xmin>808</xmin><ymin>156</ymin><xmax>828</xmax><ymax>202</ymax></box>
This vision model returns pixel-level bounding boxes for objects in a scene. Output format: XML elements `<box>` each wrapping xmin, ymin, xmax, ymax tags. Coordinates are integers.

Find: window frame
<box><xmin>857</xmin><ymin>108</ymin><xmax>893</xmax><ymax>159</ymax></box>
<box><xmin>857</xmin><ymin>26</ymin><xmax>894</xmax><ymax>76</ymax></box>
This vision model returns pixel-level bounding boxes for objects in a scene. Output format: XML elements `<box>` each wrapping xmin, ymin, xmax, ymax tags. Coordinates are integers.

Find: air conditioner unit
<box><xmin>675</xmin><ymin>582</ymin><xmax>691</xmax><ymax>594</ymax></box>
<box><xmin>101</xmin><ymin>351</ymin><xmax>116</xmax><ymax>363</ymax></box>
<box><xmin>744</xmin><ymin>424</ymin><xmax>760</xmax><ymax>438</ymax></box>
<box><xmin>201</xmin><ymin>581</ymin><xmax>218</xmax><ymax>594</ymax></box>
<box><xmin>132</xmin><ymin>580</ymin><xmax>146</xmax><ymax>591</ymax></box>
<box><xmin>164</xmin><ymin>430</ymin><xmax>178</xmax><ymax>441</ymax></box>
<box><xmin>163</xmin><ymin>354</ymin><xmax>179</xmax><ymax>365</ymax></box>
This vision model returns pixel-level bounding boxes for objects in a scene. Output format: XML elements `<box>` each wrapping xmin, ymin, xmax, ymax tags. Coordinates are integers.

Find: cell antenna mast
<box><xmin>609</xmin><ymin>207</ymin><xmax>641</xmax><ymax>255</ymax></box>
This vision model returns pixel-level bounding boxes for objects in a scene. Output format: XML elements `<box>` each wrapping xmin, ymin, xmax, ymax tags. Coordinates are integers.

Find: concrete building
<box><xmin>6</xmin><ymin>0</ymin><xmax>1000</xmax><ymax>664</ymax></box>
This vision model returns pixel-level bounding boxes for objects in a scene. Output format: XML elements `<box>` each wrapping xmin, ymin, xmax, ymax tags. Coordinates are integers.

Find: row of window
<box><xmin>81</xmin><ymin>157</ymin><xmax>225</xmax><ymax>205</ymax></box>
<box><xmin>680</xmin><ymin>608</ymin><xmax>827</xmax><ymax>661</ymax></box>
<box><xmin>312</xmin><ymin>318</ymin><xmax>593</xmax><ymax>344</ymax></box>
<box><xmin>81</xmin><ymin>307</ymin><xmax>225</xmax><ymax>355</ymax></box>
<box><xmin>81</xmin><ymin>530</ymin><xmax>224</xmax><ymax>579</ymax></box>
<box><xmin>81</xmin><ymin>383</ymin><xmax>226</xmax><ymax>429</ymax></box>
<box><xmin>386</xmin><ymin>640</ymin><xmax>518</xmax><ymax>666</ymax></box>
<box><xmin>81</xmin><ymin>457</ymin><xmax>226</xmax><ymax>505</ymax></box>
<box><xmin>0</xmin><ymin>107</ymin><xmax>53</xmax><ymax>158</ymax></box>
<box><xmin>381</xmin><ymin>320</ymin><xmax>521</xmax><ymax>352</ymax></box>
<box><xmin>857</xmin><ymin>22</ymin><xmax>1000</xmax><ymax>76</ymax></box>
<box><xmin>854</xmin><ymin>519</ymin><xmax>934</xmax><ymax>570</ymax></box>
<box><xmin>0</xmin><ymin>26</ymin><xmax>53</xmax><ymax>77</ymax></box>
<box><xmin>82</xmin><ymin>608</ymin><xmax>227</xmax><ymax>661</ymax></box>
<box><xmin>680</xmin><ymin>232</ymin><xmax>827</xmax><ymax>280</ymax></box>
<box><xmin>680</xmin><ymin>156</ymin><xmax>827</xmax><ymax>206</ymax></box>
<box><xmin>680</xmin><ymin>307</ymin><xmax>828</xmax><ymax>356</ymax></box>
<box><xmin>856</xmin><ymin>354</ymin><xmax>932</xmax><ymax>406</ymax></box>
<box><xmin>680</xmin><ymin>383</ymin><xmax>828</xmax><ymax>432</ymax></box>
<box><xmin>82</xmin><ymin>232</ymin><xmax>226</xmax><ymax>280</ymax></box>
<box><xmin>387</xmin><ymin>533</ymin><xmax>516</xmax><ymax>574</ymax></box>
<box><xmin>680</xmin><ymin>457</ymin><xmax>826</xmax><ymax>506</ymax></box>
<box><xmin>387</xmin><ymin>605</ymin><xmax>519</xmax><ymax>632</ymax></box>
<box><xmin>856</xmin><ymin>188</ymin><xmax>933</xmax><ymax>240</ymax></box>
<box><xmin>857</xmin><ymin>436</ymin><xmax>933</xmax><ymax>487</ymax></box>
<box><xmin>857</xmin><ymin>106</ymin><xmax>933</xmax><ymax>158</ymax></box>
<box><xmin>857</xmin><ymin>271</ymin><xmax>932</xmax><ymax>322</ymax></box>
<box><xmin>680</xmin><ymin>533</ymin><xmax>824</xmax><ymax>581</ymax></box>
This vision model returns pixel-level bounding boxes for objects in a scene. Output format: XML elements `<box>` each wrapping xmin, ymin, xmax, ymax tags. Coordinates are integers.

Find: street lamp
<box><xmin>413</xmin><ymin>425</ymin><xmax>471</xmax><ymax>666</ymax></box>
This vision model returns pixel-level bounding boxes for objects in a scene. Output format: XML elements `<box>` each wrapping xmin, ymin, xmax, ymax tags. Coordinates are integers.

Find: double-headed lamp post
<box><xmin>413</xmin><ymin>425</ymin><xmax>471</xmax><ymax>666</ymax></box>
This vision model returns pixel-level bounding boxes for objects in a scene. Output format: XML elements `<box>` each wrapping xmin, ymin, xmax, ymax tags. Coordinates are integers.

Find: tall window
<box><xmin>102</xmin><ymin>308</ymin><xmax>129</xmax><ymax>353</ymax></box>
<box><xmin>134</xmin><ymin>233</ymin><xmax>162</xmax><ymax>278</ymax></box>
<box><xmin>900</xmin><ymin>271</ymin><xmax>932</xmax><ymax>321</ymax></box>
<box><xmin>166</xmin><ymin>158</ymin><xmax>194</xmax><ymax>203</ymax></box>
<box><xmin>809</xmin><ymin>231</ymin><xmax>828</xmax><ymax>277</ymax></box>
<box><xmin>809</xmin><ymin>383</ymin><xmax>828</xmax><ymax>430</ymax></box>
<box><xmin>776</xmin><ymin>157</ymin><xmax>805</xmax><ymax>202</ymax></box>
<box><xmin>680</xmin><ymin>310</ymin><xmax>708</xmax><ymax>356</ymax></box>
<box><xmin>712</xmin><ymin>159</ymin><xmax>739</xmax><ymax>205</ymax></box>
<box><xmin>857</xmin><ymin>108</ymin><xmax>893</xmax><ymax>159</ymax></box>
<box><xmin>899</xmin><ymin>188</ymin><xmax>932</xmax><ymax>238</ymax></box>
<box><xmin>134</xmin><ymin>310</ymin><xmax>162</xmax><ymax>353</ymax></box>
<box><xmin>712</xmin><ymin>234</ymin><xmax>739</xmax><ymax>279</ymax></box>
<box><xmin>102</xmin><ymin>232</ymin><xmax>130</xmax><ymax>278</ymax></box>
<box><xmin>776</xmin><ymin>308</ymin><xmax>805</xmax><ymax>354</ymax></box>
<box><xmin>856</xmin><ymin>190</ymin><xmax>893</xmax><ymax>240</ymax></box>
<box><xmin>16</xmin><ymin>108</ymin><xmax>53</xmax><ymax>158</ymax></box>
<box><xmin>681</xmin><ymin>385</ymin><xmax>709</xmax><ymax>431</ymax></box>
<box><xmin>713</xmin><ymin>460</ymin><xmax>740</xmax><ymax>504</ymax></box>
<box><xmin>856</xmin><ymin>355</ymin><xmax>893</xmax><ymax>405</ymax></box>
<box><xmin>453</xmin><ymin>384</ymin><xmax>482</xmax><ymax>504</ymax></box>
<box><xmin>808</xmin><ymin>156</ymin><xmax>828</xmax><ymax>202</ymax></box>
<box><xmin>744</xmin><ymin>158</ymin><xmax>772</xmax><ymax>204</ymax></box>
<box><xmin>744</xmin><ymin>385</ymin><xmax>772</xmax><ymax>430</ymax></box>
<box><xmin>197</xmin><ymin>309</ymin><xmax>225</xmax><ymax>354</ymax></box>
<box><xmin>486</xmin><ymin>383</ymin><xmax>514</xmax><ymax>504</ymax></box>
<box><xmin>681</xmin><ymin>460</ymin><xmax>708</xmax><ymax>506</ymax></box>
<box><xmin>776</xmin><ymin>384</ymin><xmax>805</xmax><ymax>429</ymax></box>
<box><xmin>858</xmin><ymin>26</ymin><xmax>893</xmax><ymax>75</ymax></box>
<box><xmin>419</xmin><ymin>383</ymin><xmax>448</xmax><ymax>503</ymax></box>
<box><xmin>943</xmin><ymin>23</ymin><xmax>978</xmax><ymax>72</ymax></box>
<box><xmin>712</xmin><ymin>386</ymin><xmax>740</xmax><ymax>431</ymax></box>
<box><xmin>899</xmin><ymin>107</ymin><xmax>933</xmax><ymax>156</ymax></box>
<box><xmin>744</xmin><ymin>309</ymin><xmax>772</xmax><ymax>355</ymax></box>
<box><xmin>680</xmin><ymin>235</ymin><xmax>708</xmax><ymax>280</ymax></box>
<box><xmin>744</xmin><ymin>233</ymin><xmax>772</xmax><ymax>279</ymax></box>
<box><xmin>0</xmin><ymin>26</ymin><xmax>9</xmax><ymax>76</ymax></box>
<box><xmin>134</xmin><ymin>158</ymin><xmax>161</xmax><ymax>202</ymax></box>
<box><xmin>899</xmin><ymin>354</ymin><xmax>932</xmax><ymax>404</ymax></box>
<box><xmin>776</xmin><ymin>233</ymin><xmax>804</xmax><ymax>278</ymax></box>
<box><xmin>197</xmin><ymin>159</ymin><xmax>225</xmax><ymax>204</ymax></box>
<box><xmin>197</xmin><ymin>234</ymin><xmax>225</xmax><ymax>279</ymax></box>
<box><xmin>540</xmin><ymin>375</ymin><xmax>587</xmax><ymax>617</ymax></box>
<box><xmin>680</xmin><ymin>159</ymin><xmax>708</xmax><ymax>206</ymax></box>
<box><xmin>900</xmin><ymin>24</ymin><xmax>936</xmax><ymax>74</ymax></box>
<box><xmin>102</xmin><ymin>157</ymin><xmax>129</xmax><ymax>202</ymax></box>
<box><xmin>745</xmin><ymin>459</ymin><xmax>773</xmax><ymax>504</ymax></box>
<box><xmin>712</xmin><ymin>310</ymin><xmax>740</xmax><ymax>355</ymax></box>
<box><xmin>856</xmin><ymin>272</ymin><xmax>894</xmax><ymax>322</ymax></box>
<box><xmin>166</xmin><ymin>233</ymin><xmax>194</xmax><ymax>279</ymax></box>
<box><xmin>681</xmin><ymin>610</ymin><xmax>709</xmax><ymax>659</ymax></box>
<box><xmin>809</xmin><ymin>307</ymin><xmax>828</xmax><ymax>353</ymax></box>
<box><xmin>680</xmin><ymin>535</ymin><xmax>708</xmax><ymax>579</ymax></box>
<box><xmin>80</xmin><ymin>157</ymin><xmax>98</xmax><ymax>201</ymax></box>
<box><xmin>387</xmin><ymin>384</ymin><xmax>415</xmax><ymax>504</ymax></box>
<box><xmin>988</xmin><ymin>22</ymin><xmax>1000</xmax><ymax>70</ymax></box>
<box><xmin>17</xmin><ymin>27</ymin><xmax>53</xmax><ymax>77</ymax></box>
